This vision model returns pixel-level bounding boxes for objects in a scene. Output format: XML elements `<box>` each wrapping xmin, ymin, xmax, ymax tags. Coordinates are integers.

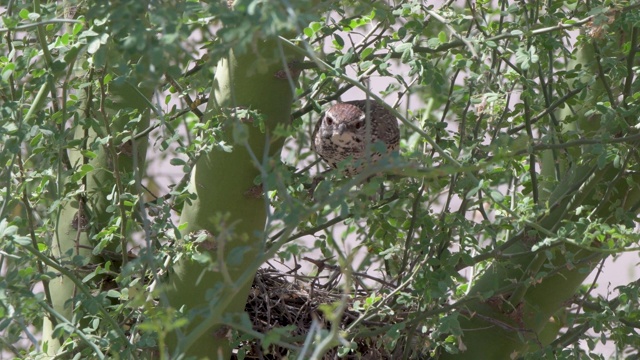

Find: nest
<box><xmin>238</xmin><ymin>262</ymin><xmax>400</xmax><ymax>359</ymax></box>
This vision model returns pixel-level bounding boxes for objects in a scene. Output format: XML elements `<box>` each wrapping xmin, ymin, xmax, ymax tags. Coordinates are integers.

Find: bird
<box><xmin>312</xmin><ymin>100</ymin><xmax>400</xmax><ymax>175</ymax></box>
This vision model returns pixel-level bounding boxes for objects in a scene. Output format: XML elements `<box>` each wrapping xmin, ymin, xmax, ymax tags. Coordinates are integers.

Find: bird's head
<box><xmin>320</xmin><ymin>103</ymin><xmax>366</xmax><ymax>146</ymax></box>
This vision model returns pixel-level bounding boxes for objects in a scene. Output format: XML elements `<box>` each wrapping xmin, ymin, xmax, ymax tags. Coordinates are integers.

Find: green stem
<box><xmin>38</xmin><ymin>301</ymin><xmax>106</xmax><ymax>359</ymax></box>
<box><xmin>21</xmin><ymin>244</ymin><xmax>131</xmax><ymax>349</ymax></box>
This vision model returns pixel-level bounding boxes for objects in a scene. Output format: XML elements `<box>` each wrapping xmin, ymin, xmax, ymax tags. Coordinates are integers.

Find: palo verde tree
<box><xmin>2</xmin><ymin>0</ymin><xmax>640</xmax><ymax>359</ymax></box>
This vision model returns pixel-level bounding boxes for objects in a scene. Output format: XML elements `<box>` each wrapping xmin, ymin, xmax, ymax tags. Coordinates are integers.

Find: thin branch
<box><xmin>525</xmin><ymin>133</ymin><xmax>640</xmax><ymax>152</ymax></box>
<box><xmin>17</xmin><ymin>244</ymin><xmax>133</xmax><ymax>352</ymax></box>
<box><xmin>0</xmin><ymin>18</ymin><xmax>81</xmax><ymax>33</ymax></box>
<box><xmin>16</xmin><ymin>154</ymin><xmax>55</xmax><ymax>325</ymax></box>
<box><xmin>592</xmin><ymin>42</ymin><xmax>616</xmax><ymax>106</ymax></box>
<box><xmin>623</xmin><ymin>26</ymin><xmax>638</xmax><ymax>105</ymax></box>
<box><xmin>38</xmin><ymin>301</ymin><xmax>106</xmax><ymax>359</ymax></box>
<box><xmin>423</xmin><ymin>7</ymin><xmax>479</xmax><ymax>59</ymax></box>
<box><xmin>508</xmin><ymin>85</ymin><xmax>586</xmax><ymax>135</ymax></box>
<box><xmin>97</xmin><ymin>74</ymin><xmax>131</xmax><ymax>265</ymax></box>
<box><xmin>165</xmin><ymin>73</ymin><xmax>205</xmax><ymax>119</ymax></box>
<box><xmin>523</xmin><ymin>88</ymin><xmax>539</xmax><ymax>204</ymax></box>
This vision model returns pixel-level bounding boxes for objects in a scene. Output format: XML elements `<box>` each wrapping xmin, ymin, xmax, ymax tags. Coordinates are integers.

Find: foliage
<box><xmin>1</xmin><ymin>0</ymin><xmax>640</xmax><ymax>358</ymax></box>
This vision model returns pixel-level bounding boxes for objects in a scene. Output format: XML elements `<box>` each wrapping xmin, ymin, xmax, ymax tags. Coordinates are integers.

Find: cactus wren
<box><xmin>312</xmin><ymin>100</ymin><xmax>400</xmax><ymax>175</ymax></box>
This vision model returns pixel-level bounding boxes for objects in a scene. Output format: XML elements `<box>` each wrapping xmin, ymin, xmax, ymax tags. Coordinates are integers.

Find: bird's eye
<box><xmin>326</xmin><ymin>117</ymin><xmax>333</xmax><ymax>126</ymax></box>
<box><xmin>354</xmin><ymin>121</ymin><xmax>363</xmax><ymax>129</ymax></box>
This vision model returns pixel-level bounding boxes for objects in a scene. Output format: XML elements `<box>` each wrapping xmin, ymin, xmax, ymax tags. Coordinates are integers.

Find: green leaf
<box><xmin>333</xmin><ymin>34</ymin><xmax>345</xmax><ymax>49</ymax></box>
<box><xmin>395</xmin><ymin>42</ymin><xmax>412</xmax><ymax>53</ymax></box>
<box><xmin>0</xmin><ymin>221</ymin><xmax>16</xmax><ymax>238</ymax></box>
<box><xmin>28</xmin><ymin>12</ymin><xmax>41</xmax><ymax>22</ymax></box>
<box><xmin>13</xmin><ymin>236</ymin><xmax>32</xmax><ymax>246</ymax></box>
<box><xmin>2</xmin><ymin>63</ymin><xmax>15</xmax><ymax>82</ymax></box>
<box><xmin>170</xmin><ymin>158</ymin><xmax>186</xmax><ymax>166</ymax></box>
<box><xmin>303</xmin><ymin>27</ymin><xmax>314</xmax><ymax>38</ymax></box>
<box><xmin>18</xmin><ymin>9</ymin><xmax>29</xmax><ymax>20</ymax></box>
<box><xmin>438</xmin><ymin>313</ymin><xmax>462</xmax><ymax>336</ymax></box>
<box><xmin>361</xmin><ymin>47</ymin><xmax>373</xmax><ymax>59</ymax></box>
<box><xmin>56</xmin><ymin>33</ymin><xmax>70</xmax><ymax>47</ymax></box>
<box><xmin>438</xmin><ymin>31</ymin><xmax>447</xmax><ymax>43</ymax></box>
<box><xmin>489</xmin><ymin>189</ymin><xmax>504</xmax><ymax>202</ymax></box>
<box><xmin>401</xmin><ymin>47</ymin><xmax>413</xmax><ymax>63</ymax></box>
<box><xmin>310</xmin><ymin>21</ymin><xmax>322</xmax><ymax>32</ymax></box>
<box><xmin>73</xmin><ymin>22</ymin><xmax>84</xmax><ymax>35</ymax></box>
<box><xmin>80</xmin><ymin>150</ymin><xmax>98</xmax><ymax>159</ymax></box>
<box><xmin>71</xmin><ymin>164</ymin><xmax>94</xmax><ymax>182</ymax></box>
<box><xmin>360</xmin><ymin>60</ymin><xmax>373</xmax><ymax>70</ymax></box>
<box><xmin>87</xmin><ymin>38</ymin><xmax>102</xmax><ymax>54</ymax></box>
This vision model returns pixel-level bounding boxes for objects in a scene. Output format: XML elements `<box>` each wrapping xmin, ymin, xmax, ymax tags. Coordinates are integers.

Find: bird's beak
<box><xmin>337</xmin><ymin>123</ymin><xmax>347</xmax><ymax>136</ymax></box>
